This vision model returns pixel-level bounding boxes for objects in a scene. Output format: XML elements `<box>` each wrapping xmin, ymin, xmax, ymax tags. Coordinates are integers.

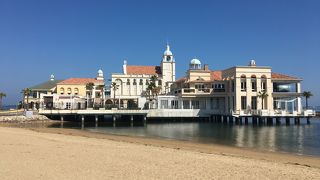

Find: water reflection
<box><xmin>54</xmin><ymin>118</ymin><xmax>320</xmax><ymax>156</ymax></box>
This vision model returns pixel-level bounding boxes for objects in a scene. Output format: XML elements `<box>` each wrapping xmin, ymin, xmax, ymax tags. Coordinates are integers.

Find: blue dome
<box><xmin>190</xmin><ymin>58</ymin><xmax>201</xmax><ymax>65</ymax></box>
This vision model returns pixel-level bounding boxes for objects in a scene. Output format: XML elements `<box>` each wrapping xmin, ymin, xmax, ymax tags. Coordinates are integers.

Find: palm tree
<box><xmin>150</xmin><ymin>75</ymin><xmax>158</xmax><ymax>85</ymax></box>
<box><xmin>0</xmin><ymin>92</ymin><xmax>6</xmax><ymax>110</ymax></box>
<box><xmin>96</xmin><ymin>85</ymin><xmax>105</xmax><ymax>107</ymax></box>
<box><xmin>86</xmin><ymin>82</ymin><xmax>94</xmax><ymax>93</ymax></box>
<box><xmin>302</xmin><ymin>91</ymin><xmax>313</xmax><ymax>109</ymax></box>
<box><xmin>22</xmin><ymin>88</ymin><xmax>32</xmax><ymax>110</ymax></box>
<box><xmin>258</xmin><ymin>90</ymin><xmax>269</xmax><ymax>110</ymax></box>
<box><xmin>111</xmin><ymin>82</ymin><xmax>118</xmax><ymax>106</ymax></box>
<box><xmin>85</xmin><ymin>83</ymin><xmax>95</xmax><ymax>108</ymax></box>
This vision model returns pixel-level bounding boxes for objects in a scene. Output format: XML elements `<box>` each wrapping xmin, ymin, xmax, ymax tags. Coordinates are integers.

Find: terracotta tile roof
<box><xmin>271</xmin><ymin>73</ymin><xmax>300</xmax><ymax>80</ymax></box>
<box><xmin>210</xmin><ymin>71</ymin><xmax>222</xmax><ymax>81</ymax></box>
<box><xmin>58</xmin><ymin>78</ymin><xmax>103</xmax><ymax>85</ymax></box>
<box><xmin>126</xmin><ymin>66</ymin><xmax>162</xmax><ymax>75</ymax></box>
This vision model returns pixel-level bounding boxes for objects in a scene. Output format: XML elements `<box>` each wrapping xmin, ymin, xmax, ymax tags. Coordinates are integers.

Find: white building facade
<box><xmin>110</xmin><ymin>45</ymin><xmax>176</xmax><ymax>109</ymax></box>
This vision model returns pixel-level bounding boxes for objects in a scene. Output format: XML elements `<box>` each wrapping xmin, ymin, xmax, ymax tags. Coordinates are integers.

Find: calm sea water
<box><xmin>58</xmin><ymin>118</ymin><xmax>320</xmax><ymax>157</ymax></box>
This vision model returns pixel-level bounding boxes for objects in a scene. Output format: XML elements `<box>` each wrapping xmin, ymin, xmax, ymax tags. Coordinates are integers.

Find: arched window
<box><xmin>133</xmin><ymin>79</ymin><xmax>137</xmax><ymax>85</ymax></box>
<box><xmin>74</xmin><ymin>88</ymin><xmax>79</xmax><ymax>95</ymax></box>
<box><xmin>60</xmin><ymin>88</ymin><xmax>64</xmax><ymax>95</ymax></box>
<box><xmin>126</xmin><ymin>79</ymin><xmax>130</xmax><ymax>85</ymax></box>
<box><xmin>139</xmin><ymin>79</ymin><xmax>143</xmax><ymax>85</ymax></box>
<box><xmin>67</xmin><ymin>88</ymin><xmax>72</xmax><ymax>95</ymax></box>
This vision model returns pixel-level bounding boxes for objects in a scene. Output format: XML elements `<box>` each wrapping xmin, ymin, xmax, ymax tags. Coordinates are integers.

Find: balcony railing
<box><xmin>174</xmin><ymin>88</ymin><xmax>225</xmax><ymax>95</ymax></box>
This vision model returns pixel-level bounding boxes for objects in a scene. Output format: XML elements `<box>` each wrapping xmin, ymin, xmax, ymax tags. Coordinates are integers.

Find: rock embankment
<box><xmin>0</xmin><ymin>115</ymin><xmax>51</xmax><ymax>123</ymax></box>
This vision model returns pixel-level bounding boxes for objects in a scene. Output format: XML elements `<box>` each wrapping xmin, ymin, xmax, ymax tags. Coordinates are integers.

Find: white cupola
<box><xmin>162</xmin><ymin>44</ymin><xmax>174</xmax><ymax>62</ymax></box>
<box><xmin>249</xmin><ymin>59</ymin><xmax>256</xmax><ymax>67</ymax></box>
<box><xmin>97</xmin><ymin>69</ymin><xmax>104</xmax><ymax>80</ymax></box>
<box><xmin>50</xmin><ymin>74</ymin><xmax>55</xmax><ymax>81</ymax></box>
<box><xmin>190</xmin><ymin>58</ymin><xmax>201</xmax><ymax>70</ymax></box>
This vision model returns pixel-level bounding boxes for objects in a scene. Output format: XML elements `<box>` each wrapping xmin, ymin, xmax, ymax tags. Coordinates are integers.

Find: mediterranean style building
<box><xmin>25</xmin><ymin>74</ymin><xmax>62</xmax><ymax>110</ymax></box>
<box><xmin>35</xmin><ymin>70</ymin><xmax>105</xmax><ymax>110</ymax></box>
<box><xmin>158</xmin><ymin>59</ymin><xmax>303</xmax><ymax>117</ymax></box>
<box><xmin>110</xmin><ymin>44</ymin><xmax>176</xmax><ymax>108</ymax></box>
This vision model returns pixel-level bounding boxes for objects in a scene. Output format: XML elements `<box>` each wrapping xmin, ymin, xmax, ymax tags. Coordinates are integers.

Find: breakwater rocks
<box><xmin>0</xmin><ymin>115</ymin><xmax>51</xmax><ymax>123</ymax></box>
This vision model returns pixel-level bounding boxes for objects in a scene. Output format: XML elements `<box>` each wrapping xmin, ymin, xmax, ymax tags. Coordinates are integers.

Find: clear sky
<box><xmin>0</xmin><ymin>0</ymin><xmax>319</xmax><ymax>106</ymax></box>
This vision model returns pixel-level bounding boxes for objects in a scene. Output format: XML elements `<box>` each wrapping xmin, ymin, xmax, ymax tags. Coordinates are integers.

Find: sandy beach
<box><xmin>0</xmin><ymin>126</ymin><xmax>319</xmax><ymax>179</ymax></box>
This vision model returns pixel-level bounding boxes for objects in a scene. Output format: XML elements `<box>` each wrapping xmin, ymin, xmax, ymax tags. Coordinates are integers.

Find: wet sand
<box><xmin>0</xmin><ymin>126</ymin><xmax>319</xmax><ymax>179</ymax></box>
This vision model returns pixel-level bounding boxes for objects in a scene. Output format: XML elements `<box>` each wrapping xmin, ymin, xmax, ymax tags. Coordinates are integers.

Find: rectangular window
<box><xmin>251</xmin><ymin>81</ymin><xmax>256</xmax><ymax>92</ymax></box>
<box><xmin>273</xmin><ymin>82</ymin><xmax>297</xmax><ymax>92</ymax></box>
<box><xmin>192</xmin><ymin>100</ymin><xmax>200</xmax><ymax>109</ymax></box>
<box><xmin>171</xmin><ymin>100</ymin><xmax>179</xmax><ymax>109</ymax></box>
<box><xmin>261</xmin><ymin>81</ymin><xmax>266</xmax><ymax>90</ymax></box>
<box><xmin>66</xmin><ymin>102</ymin><xmax>71</xmax><ymax>109</ymax></box>
<box><xmin>241</xmin><ymin>79</ymin><xmax>247</xmax><ymax>91</ymax></box>
<box><xmin>251</xmin><ymin>96</ymin><xmax>257</xmax><ymax>110</ymax></box>
<box><xmin>241</xmin><ymin>96</ymin><xmax>247</xmax><ymax>110</ymax></box>
<box><xmin>232</xmin><ymin>81</ymin><xmax>235</xmax><ymax>92</ymax></box>
<box><xmin>183</xmin><ymin>100</ymin><xmax>190</xmax><ymax>109</ymax></box>
<box><xmin>160</xmin><ymin>100</ymin><xmax>168</xmax><ymax>109</ymax></box>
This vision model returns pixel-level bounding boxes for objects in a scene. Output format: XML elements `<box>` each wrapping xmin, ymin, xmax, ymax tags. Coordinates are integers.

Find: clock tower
<box><xmin>161</xmin><ymin>44</ymin><xmax>176</xmax><ymax>93</ymax></box>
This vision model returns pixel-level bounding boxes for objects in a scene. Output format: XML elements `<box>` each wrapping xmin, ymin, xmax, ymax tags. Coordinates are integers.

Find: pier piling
<box><xmin>81</xmin><ymin>115</ymin><xmax>85</xmax><ymax>129</ymax></box>
<box><xmin>285</xmin><ymin>117</ymin><xmax>290</xmax><ymax>125</ymax></box>
<box><xmin>276</xmin><ymin>117</ymin><xmax>281</xmax><ymax>125</ymax></box>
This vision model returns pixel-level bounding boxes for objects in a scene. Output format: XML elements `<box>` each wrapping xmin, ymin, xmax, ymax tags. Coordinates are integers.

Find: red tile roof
<box><xmin>271</xmin><ymin>73</ymin><xmax>300</xmax><ymax>80</ymax></box>
<box><xmin>58</xmin><ymin>78</ymin><xmax>103</xmax><ymax>85</ymax></box>
<box><xmin>210</xmin><ymin>71</ymin><xmax>222</xmax><ymax>81</ymax></box>
<box><xmin>126</xmin><ymin>66</ymin><xmax>162</xmax><ymax>75</ymax></box>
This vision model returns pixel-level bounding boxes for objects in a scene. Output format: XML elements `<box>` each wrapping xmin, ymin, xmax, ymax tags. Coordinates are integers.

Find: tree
<box><xmin>0</xmin><ymin>92</ymin><xmax>6</xmax><ymax>110</ymax></box>
<box><xmin>86</xmin><ymin>82</ymin><xmax>94</xmax><ymax>93</ymax></box>
<box><xmin>22</xmin><ymin>88</ymin><xmax>32</xmax><ymax>110</ymax></box>
<box><xmin>96</xmin><ymin>85</ymin><xmax>105</xmax><ymax>107</ymax></box>
<box><xmin>85</xmin><ymin>83</ymin><xmax>95</xmax><ymax>108</ymax></box>
<box><xmin>302</xmin><ymin>91</ymin><xmax>313</xmax><ymax>109</ymax></box>
<box><xmin>258</xmin><ymin>90</ymin><xmax>269</xmax><ymax>110</ymax></box>
<box><xmin>111</xmin><ymin>82</ymin><xmax>118</xmax><ymax>106</ymax></box>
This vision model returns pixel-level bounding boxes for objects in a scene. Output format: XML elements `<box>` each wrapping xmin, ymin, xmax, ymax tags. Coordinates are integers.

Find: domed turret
<box><xmin>190</xmin><ymin>58</ymin><xmax>201</xmax><ymax>70</ymax></box>
<box><xmin>50</xmin><ymin>74</ymin><xmax>55</xmax><ymax>81</ymax></box>
<box><xmin>97</xmin><ymin>69</ymin><xmax>104</xmax><ymax>80</ymax></box>
<box><xmin>164</xmin><ymin>45</ymin><xmax>173</xmax><ymax>56</ymax></box>
<box><xmin>249</xmin><ymin>59</ymin><xmax>256</xmax><ymax>67</ymax></box>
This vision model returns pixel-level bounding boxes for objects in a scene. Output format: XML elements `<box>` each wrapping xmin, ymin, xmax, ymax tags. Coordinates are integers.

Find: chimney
<box><xmin>204</xmin><ymin>64</ymin><xmax>209</xmax><ymax>71</ymax></box>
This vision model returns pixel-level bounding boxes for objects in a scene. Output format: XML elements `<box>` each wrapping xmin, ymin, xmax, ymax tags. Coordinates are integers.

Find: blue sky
<box><xmin>0</xmin><ymin>0</ymin><xmax>319</xmax><ymax>106</ymax></box>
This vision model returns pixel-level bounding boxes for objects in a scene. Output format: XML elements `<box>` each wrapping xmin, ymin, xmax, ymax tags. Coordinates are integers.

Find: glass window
<box><xmin>139</xmin><ymin>79</ymin><xmax>143</xmax><ymax>85</ymax></box>
<box><xmin>133</xmin><ymin>79</ymin><xmax>137</xmax><ymax>85</ymax></box>
<box><xmin>251</xmin><ymin>96</ymin><xmax>257</xmax><ymax>110</ymax></box>
<box><xmin>241</xmin><ymin>96</ymin><xmax>247</xmax><ymax>110</ymax></box>
<box><xmin>241</xmin><ymin>79</ymin><xmax>247</xmax><ymax>91</ymax></box>
<box><xmin>273</xmin><ymin>82</ymin><xmax>297</xmax><ymax>92</ymax></box>
<box><xmin>126</xmin><ymin>79</ymin><xmax>130</xmax><ymax>85</ymax></box>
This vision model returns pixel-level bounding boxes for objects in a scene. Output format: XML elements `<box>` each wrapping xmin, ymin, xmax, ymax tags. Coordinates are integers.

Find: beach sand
<box><xmin>0</xmin><ymin>126</ymin><xmax>319</xmax><ymax>179</ymax></box>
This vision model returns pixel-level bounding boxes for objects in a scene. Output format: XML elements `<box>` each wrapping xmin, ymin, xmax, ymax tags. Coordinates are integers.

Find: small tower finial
<box><xmin>50</xmin><ymin>74</ymin><xmax>55</xmax><ymax>81</ymax></box>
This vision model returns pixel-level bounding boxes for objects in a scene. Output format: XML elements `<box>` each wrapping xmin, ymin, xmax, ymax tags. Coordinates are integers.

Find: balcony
<box><xmin>174</xmin><ymin>88</ymin><xmax>226</xmax><ymax>95</ymax></box>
